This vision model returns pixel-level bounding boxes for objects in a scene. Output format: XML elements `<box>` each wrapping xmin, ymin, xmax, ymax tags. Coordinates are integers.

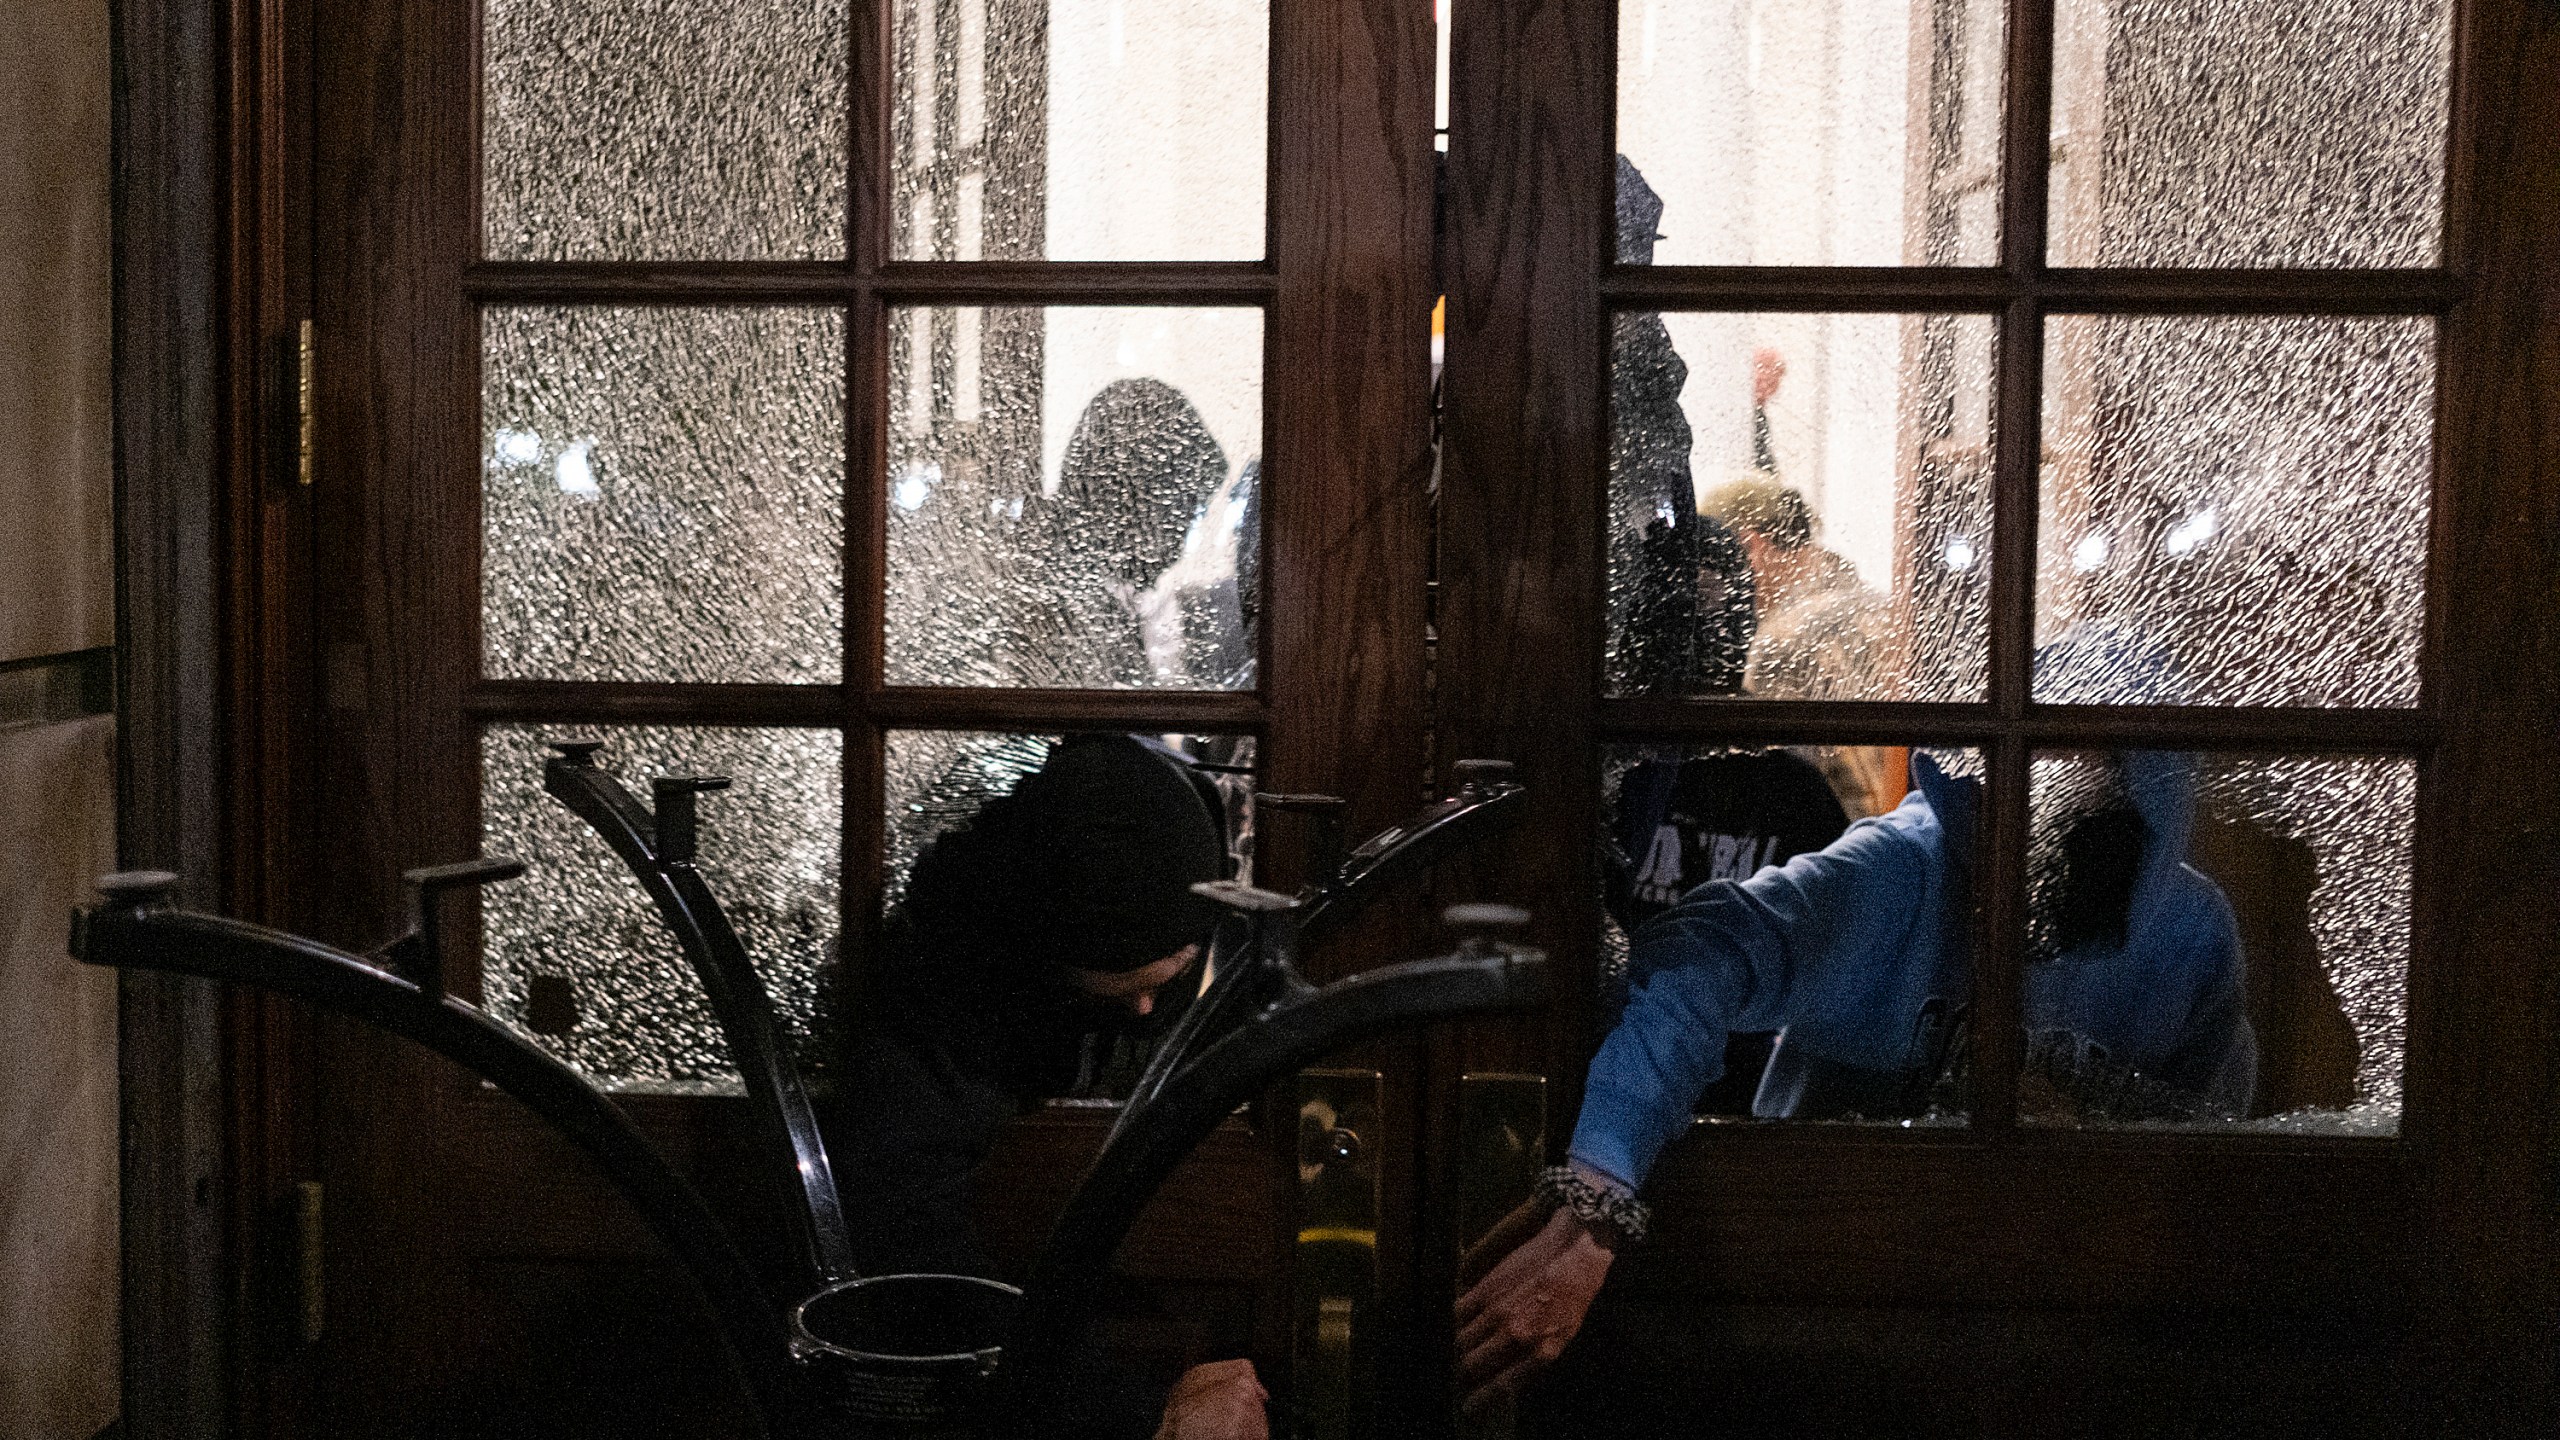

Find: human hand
<box><xmin>1453</xmin><ymin>1205</ymin><xmax>1616</xmax><ymax>1414</ymax></box>
<box><xmin>1752</xmin><ymin>346</ymin><xmax>1788</xmax><ymax>406</ymax></box>
<box><xmin>1153</xmin><ymin>1358</ymin><xmax>1269</xmax><ymax>1440</ymax></box>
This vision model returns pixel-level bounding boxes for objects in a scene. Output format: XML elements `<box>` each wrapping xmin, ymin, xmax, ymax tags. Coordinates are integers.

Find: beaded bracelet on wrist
<box><xmin>1534</xmin><ymin>1165</ymin><xmax>1650</xmax><ymax>1249</ymax></box>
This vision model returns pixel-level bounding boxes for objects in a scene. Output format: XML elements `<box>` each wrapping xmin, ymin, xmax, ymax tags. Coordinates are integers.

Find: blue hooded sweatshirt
<box><xmin>1569</xmin><ymin>751</ymin><xmax>2256</xmax><ymax>1191</ymax></box>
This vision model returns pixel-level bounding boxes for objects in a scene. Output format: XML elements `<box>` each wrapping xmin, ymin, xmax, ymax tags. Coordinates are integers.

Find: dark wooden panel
<box><xmin>2400</xmin><ymin>0</ymin><xmax>2560</xmax><ymax>1422</ymax></box>
<box><xmin>1432</xmin><ymin>0</ymin><xmax>1613</xmax><ymax>1116</ymax></box>
<box><xmin>111</xmin><ymin>0</ymin><xmax>236</xmax><ymax>1430</ymax></box>
<box><xmin>305</xmin><ymin>0</ymin><xmax>487</xmax><ymax>1426</ymax></box>
<box><xmin>1529</xmin><ymin>1298</ymin><xmax>2416</xmax><ymax>1440</ymax></box>
<box><xmin>1263</xmin><ymin>0</ymin><xmax>1439</xmax><ymax>1427</ymax></box>
<box><xmin>1629</xmin><ymin>1129</ymin><xmax>2405</xmax><ymax>1310</ymax></box>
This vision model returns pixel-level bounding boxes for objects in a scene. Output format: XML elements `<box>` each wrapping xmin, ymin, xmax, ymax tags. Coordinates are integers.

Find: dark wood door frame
<box><xmin>113</xmin><ymin>0</ymin><xmax>320</xmax><ymax>1433</ymax></box>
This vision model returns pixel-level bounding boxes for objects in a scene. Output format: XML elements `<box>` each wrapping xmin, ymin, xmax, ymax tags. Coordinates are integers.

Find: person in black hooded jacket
<box><xmin>836</xmin><ymin>732</ymin><xmax>1267</xmax><ymax>1440</ymax></box>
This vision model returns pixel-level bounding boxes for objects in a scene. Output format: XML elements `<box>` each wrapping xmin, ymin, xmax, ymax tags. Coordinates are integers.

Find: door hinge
<box><xmin>295</xmin><ymin>318</ymin><xmax>316</xmax><ymax>487</ymax></box>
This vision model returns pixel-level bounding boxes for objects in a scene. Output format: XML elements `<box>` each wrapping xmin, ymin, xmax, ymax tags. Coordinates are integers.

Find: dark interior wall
<box><xmin>0</xmin><ymin>0</ymin><xmax>121</xmax><ymax>1435</ymax></box>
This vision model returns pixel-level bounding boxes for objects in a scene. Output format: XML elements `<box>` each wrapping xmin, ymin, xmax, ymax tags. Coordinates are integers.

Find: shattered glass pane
<box><xmin>2048</xmin><ymin>0</ymin><xmax>2450</xmax><ymax>267</ymax></box>
<box><xmin>885</xmin><ymin>306</ymin><xmax>1261</xmax><ymax>690</ymax></box>
<box><xmin>483</xmin><ymin>306</ymin><xmax>845</xmax><ymax>685</ymax></box>
<box><xmin>480</xmin><ymin>724</ymin><xmax>843</xmax><ymax>1091</ymax></box>
<box><xmin>1597</xmin><ymin>742</ymin><xmax>1981</xmax><ymax>1126</ymax></box>
<box><xmin>885</xmin><ymin>730</ymin><xmax>1255</xmax><ymax>907</ymax></box>
<box><xmin>483</xmin><ymin>0</ymin><xmax>848</xmax><ymax>260</ymax></box>
<box><xmin>2035</xmin><ymin>316</ymin><xmax>2434</xmax><ymax>708</ymax></box>
<box><xmin>892</xmin><ymin>0</ymin><xmax>1266</xmax><ymax>261</ymax></box>
<box><xmin>2023</xmin><ymin>751</ymin><xmax>2409</xmax><ymax>1135</ymax></box>
<box><xmin>1606</xmin><ymin>311</ymin><xmax>1995</xmax><ymax>702</ymax></box>
<box><xmin>1615</xmin><ymin>0</ymin><xmax>2005</xmax><ymax>266</ymax></box>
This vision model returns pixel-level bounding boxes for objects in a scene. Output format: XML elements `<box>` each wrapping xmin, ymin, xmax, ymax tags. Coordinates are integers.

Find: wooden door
<box><xmin>1431</xmin><ymin>0</ymin><xmax>2560</xmax><ymax>1434</ymax></box>
<box><xmin>279</xmin><ymin>0</ymin><xmax>1437</xmax><ymax>1433</ymax></box>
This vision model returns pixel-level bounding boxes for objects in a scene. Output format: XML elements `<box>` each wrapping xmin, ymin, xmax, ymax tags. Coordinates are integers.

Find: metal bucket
<box><xmin>791</xmin><ymin>1273</ymin><xmax>1023</xmax><ymax>1437</ymax></box>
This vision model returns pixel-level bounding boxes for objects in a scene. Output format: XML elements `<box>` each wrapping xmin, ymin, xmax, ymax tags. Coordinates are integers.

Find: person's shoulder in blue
<box><xmin>1571</xmin><ymin>747</ymin><xmax>2256</xmax><ymax>1193</ymax></box>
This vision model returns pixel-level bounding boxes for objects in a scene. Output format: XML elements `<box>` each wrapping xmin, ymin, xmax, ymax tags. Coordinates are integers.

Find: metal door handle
<box><xmin>1295</xmin><ymin>1068</ymin><xmax>1381</xmax><ymax>1440</ymax></box>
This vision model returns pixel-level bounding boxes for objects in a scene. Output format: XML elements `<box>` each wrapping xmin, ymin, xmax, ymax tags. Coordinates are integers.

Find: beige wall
<box><xmin>0</xmin><ymin>717</ymin><xmax>119</xmax><ymax>1440</ymax></box>
<box><xmin>2</xmin><ymin>0</ymin><xmax>115</xmax><ymax>665</ymax></box>
<box><xmin>0</xmin><ymin>0</ymin><xmax>120</xmax><ymax>1435</ymax></box>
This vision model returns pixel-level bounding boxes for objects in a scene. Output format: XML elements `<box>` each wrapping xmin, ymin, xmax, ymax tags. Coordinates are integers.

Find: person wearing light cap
<box><xmin>1455</xmin><ymin>639</ymin><xmax>2256</xmax><ymax>1415</ymax></box>
<box><xmin>838</xmin><ymin>732</ymin><xmax>1266</xmax><ymax>1440</ymax></box>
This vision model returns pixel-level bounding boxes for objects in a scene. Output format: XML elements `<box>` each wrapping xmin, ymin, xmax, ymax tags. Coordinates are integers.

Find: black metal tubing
<box><xmin>541</xmin><ymin>742</ymin><xmax>860</xmax><ymax>1288</ymax></box>
<box><xmin>1117</xmin><ymin>765</ymin><xmax>1529</xmax><ymax>1125</ymax></box>
<box><xmin>1293</xmin><ymin>762</ymin><xmax>1526</xmax><ymax>949</ymax></box>
<box><xmin>1005</xmin><ymin>942</ymin><xmax>1550</xmax><ymax>1415</ymax></box>
<box><xmin>67</xmin><ymin>882</ymin><xmax>793</xmax><ymax>1422</ymax></box>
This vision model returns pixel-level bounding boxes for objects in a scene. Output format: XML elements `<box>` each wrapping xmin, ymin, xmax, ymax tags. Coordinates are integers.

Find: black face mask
<box><xmin>2031</xmin><ymin>777</ymin><xmax>2151</xmax><ymax>960</ymax></box>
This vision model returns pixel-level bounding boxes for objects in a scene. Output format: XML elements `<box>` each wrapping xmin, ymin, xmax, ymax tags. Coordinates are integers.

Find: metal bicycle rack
<box><xmin>70</xmin><ymin>744</ymin><xmax>1542</xmax><ymax>1437</ymax></box>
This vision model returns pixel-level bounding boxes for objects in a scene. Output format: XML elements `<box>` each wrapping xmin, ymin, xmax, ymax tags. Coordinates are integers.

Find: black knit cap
<box><xmin>961</xmin><ymin>734</ymin><xmax>1227</xmax><ymax>976</ymax></box>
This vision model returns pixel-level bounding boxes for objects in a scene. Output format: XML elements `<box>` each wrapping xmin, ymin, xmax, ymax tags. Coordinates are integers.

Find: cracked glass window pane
<box><xmin>2035</xmin><ymin>316</ymin><xmax>2434</xmax><ymax>708</ymax></box>
<box><xmin>2023</xmin><ymin>751</ymin><xmax>2409</xmax><ymax>1136</ymax></box>
<box><xmin>892</xmin><ymin>0</ymin><xmax>1266</xmax><ymax>261</ymax></box>
<box><xmin>886</xmin><ymin>306</ymin><xmax>1261</xmax><ymax>690</ymax></box>
<box><xmin>480</xmin><ymin>725</ymin><xmax>843</xmax><ymax>1092</ymax></box>
<box><xmin>1597</xmin><ymin>742</ymin><xmax>1982</xmax><ymax>1126</ymax></box>
<box><xmin>1606</xmin><ymin>311</ymin><xmax>1995</xmax><ymax>702</ymax></box>
<box><xmin>483</xmin><ymin>306</ymin><xmax>845</xmax><ymax>685</ymax></box>
<box><xmin>483</xmin><ymin>0</ymin><xmax>848</xmax><ymax>260</ymax></box>
<box><xmin>1615</xmin><ymin>0</ymin><xmax>2005</xmax><ymax>267</ymax></box>
<box><xmin>2048</xmin><ymin>0</ymin><xmax>2450</xmax><ymax>267</ymax></box>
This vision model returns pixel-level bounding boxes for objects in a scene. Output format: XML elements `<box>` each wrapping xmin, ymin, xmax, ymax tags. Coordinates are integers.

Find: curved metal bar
<box><xmin>1114</xmin><ymin>766</ymin><xmax>1528</xmax><ymax>1127</ymax></box>
<box><xmin>542</xmin><ymin>743</ymin><xmax>859</xmax><ymax>1287</ymax></box>
<box><xmin>1295</xmin><ymin>765</ymin><xmax>1526</xmax><ymax>949</ymax></box>
<box><xmin>68</xmin><ymin>884</ymin><xmax>793</xmax><ymax>1421</ymax></box>
<box><xmin>1005</xmin><ymin>943</ymin><xmax>1549</xmax><ymax>1415</ymax></box>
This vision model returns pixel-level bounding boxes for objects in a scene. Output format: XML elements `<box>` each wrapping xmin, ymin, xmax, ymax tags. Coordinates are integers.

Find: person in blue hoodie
<box><xmin>1454</xmin><ymin>700</ymin><xmax>2255</xmax><ymax>1411</ymax></box>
